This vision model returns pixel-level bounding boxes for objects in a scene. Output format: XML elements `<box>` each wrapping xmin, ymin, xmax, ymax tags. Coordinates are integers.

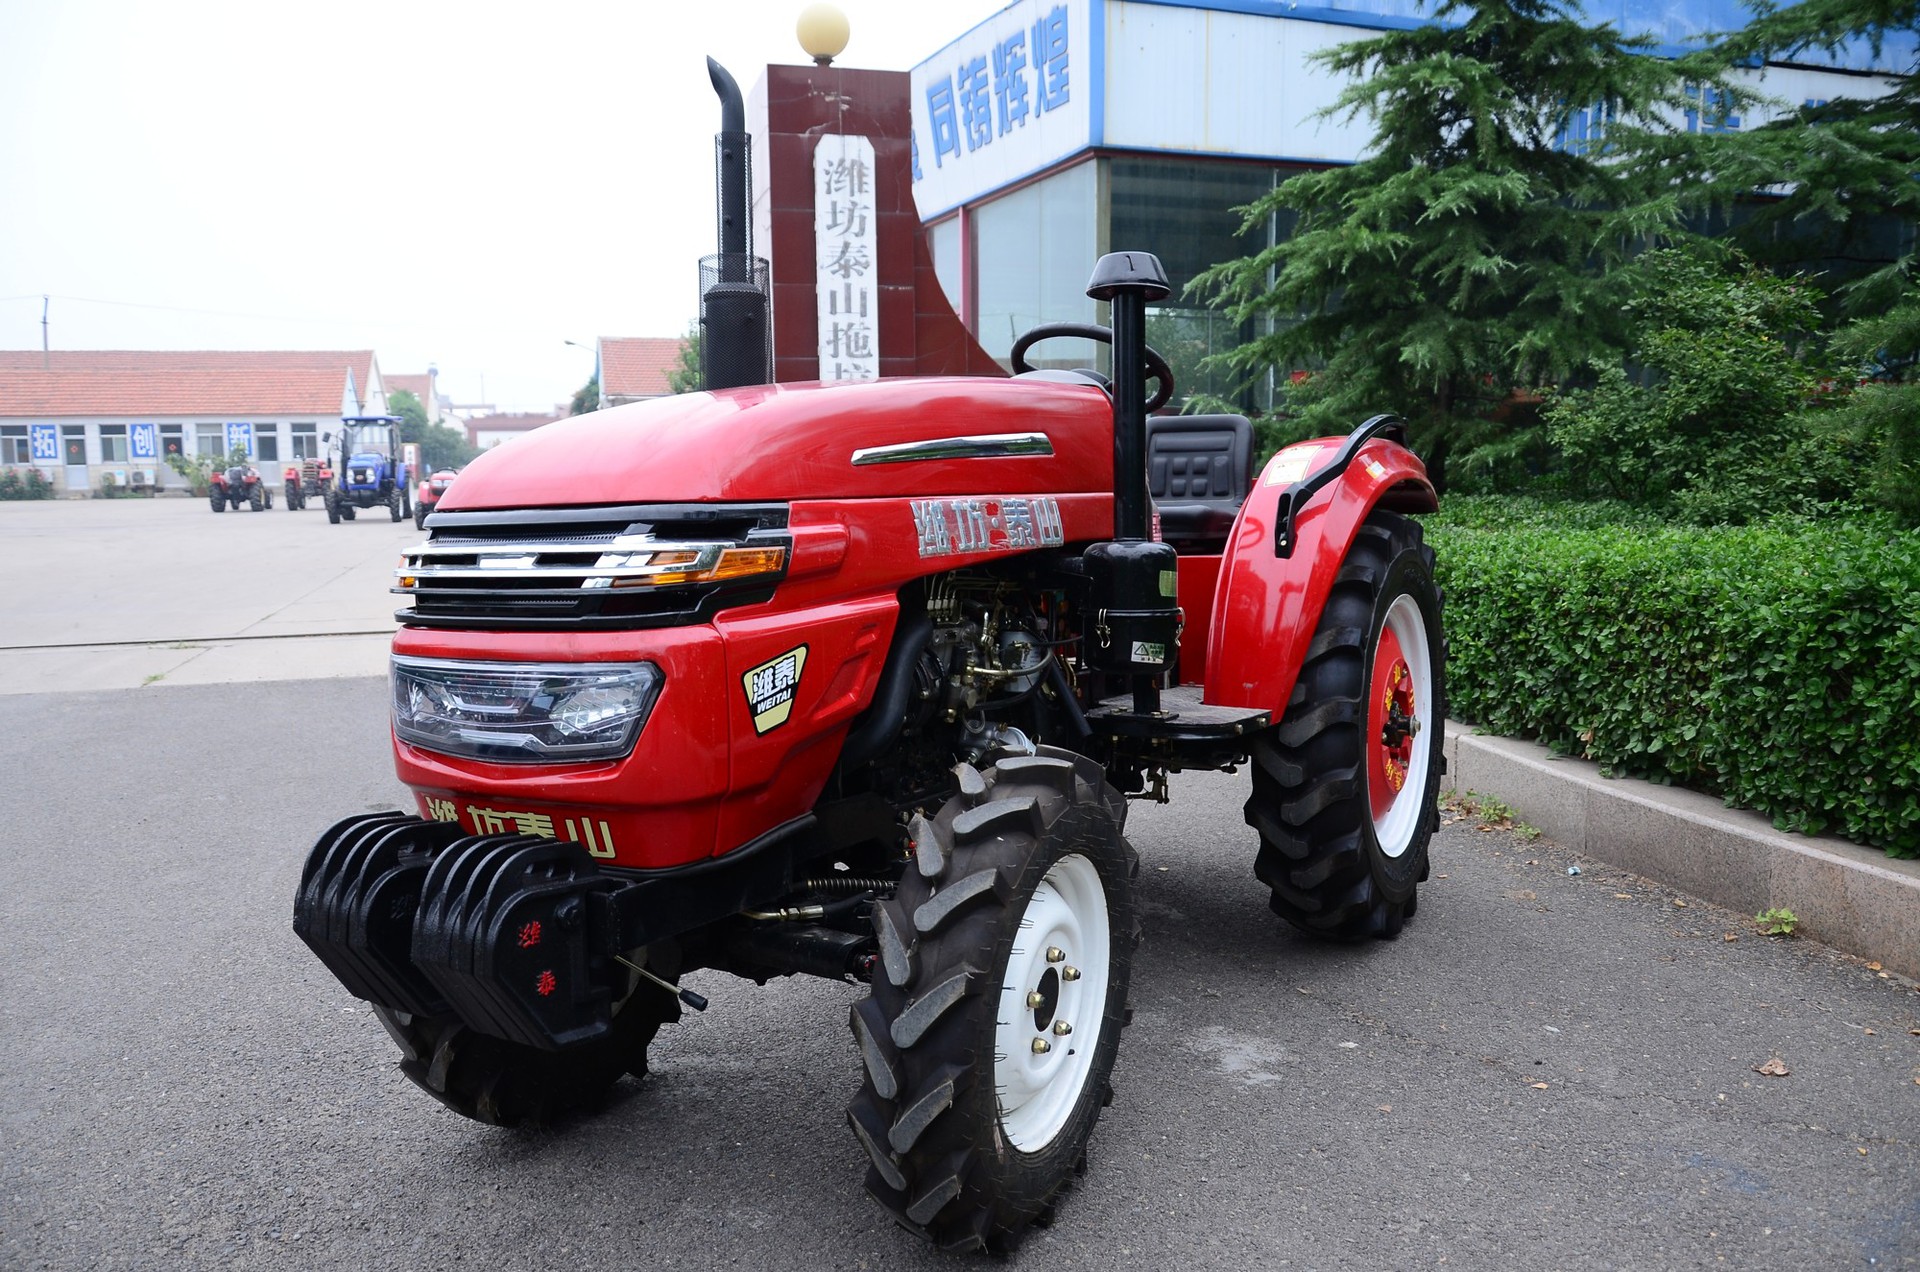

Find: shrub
<box><xmin>0</xmin><ymin>467</ymin><xmax>55</xmax><ymax>500</ymax></box>
<box><xmin>1429</xmin><ymin>501</ymin><xmax>1920</xmax><ymax>857</ymax></box>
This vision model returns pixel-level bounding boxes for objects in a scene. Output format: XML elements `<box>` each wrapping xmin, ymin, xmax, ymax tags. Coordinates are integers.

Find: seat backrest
<box><xmin>1146</xmin><ymin>414</ymin><xmax>1253</xmax><ymax>504</ymax></box>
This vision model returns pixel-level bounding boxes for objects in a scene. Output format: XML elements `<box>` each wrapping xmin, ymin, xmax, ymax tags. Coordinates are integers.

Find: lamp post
<box><xmin>795</xmin><ymin>4</ymin><xmax>849</xmax><ymax>66</ymax></box>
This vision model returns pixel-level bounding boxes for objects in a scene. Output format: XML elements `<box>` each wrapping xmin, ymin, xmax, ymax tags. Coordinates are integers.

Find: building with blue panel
<box><xmin>908</xmin><ymin>0</ymin><xmax>1908</xmax><ymax>405</ymax></box>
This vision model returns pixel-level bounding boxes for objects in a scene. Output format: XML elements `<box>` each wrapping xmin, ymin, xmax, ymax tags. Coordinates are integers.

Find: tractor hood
<box><xmin>436</xmin><ymin>377</ymin><xmax>1117</xmax><ymax>510</ymax></box>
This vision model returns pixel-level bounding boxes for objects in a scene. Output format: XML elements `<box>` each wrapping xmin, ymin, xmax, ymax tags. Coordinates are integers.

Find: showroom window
<box><xmin>99</xmin><ymin>424</ymin><xmax>129</xmax><ymax>462</ymax></box>
<box><xmin>1</xmin><ymin>425</ymin><xmax>27</xmax><ymax>464</ymax></box>
<box><xmin>972</xmin><ymin>160</ymin><xmax>1100</xmax><ymax>370</ymax></box>
<box><xmin>255</xmin><ymin>426</ymin><xmax>279</xmax><ymax>463</ymax></box>
<box><xmin>291</xmin><ymin>423</ymin><xmax>318</xmax><ymax>459</ymax></box>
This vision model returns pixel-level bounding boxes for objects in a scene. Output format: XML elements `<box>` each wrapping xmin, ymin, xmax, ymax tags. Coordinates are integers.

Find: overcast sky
<box><xmin>0</xmin><ymin>1</ymin><xmax>1007</xmax><ymax>412</ymax></box>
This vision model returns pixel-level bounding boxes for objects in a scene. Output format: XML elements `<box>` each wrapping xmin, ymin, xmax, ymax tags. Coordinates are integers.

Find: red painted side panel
<box><xmin>438</xmin><ymin>378</ymin><xmax>1115</xmax><ymax>511</ymax></box>
<box><xmin>1174</xmin><ymin>554</ymin><xmax>1221</xmax><ymax>686</ymax></box>
<box><xmin>1204</xmin><ymin>438</ymin><xmax>1437</xmax><ymax>715</ymax></box>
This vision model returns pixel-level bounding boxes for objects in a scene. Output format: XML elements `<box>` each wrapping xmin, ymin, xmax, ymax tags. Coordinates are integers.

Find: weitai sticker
<box><xmin>744</xmin><ymin>645</ymin><xmax>808</xmax><ymax>735</ymax></box>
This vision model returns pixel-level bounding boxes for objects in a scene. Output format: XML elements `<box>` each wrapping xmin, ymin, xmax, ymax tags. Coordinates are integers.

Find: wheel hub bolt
<box><xmin>1026</xmin><ymin>990</ymin><xmax>1045</xmax><ymax>1009</ymax></box>
<box><xmin>1061</xmin><ymin>966</ymin><xmax>1081</xmax><ymax>982</ymax></box>
<box><xmin>1031</xmin><ymin>1038</ymin><xmax>1052</xmax><ymax>1055</ymax></box>
<box><xmin>1052</xmin><ymin>1020</ymin><xmax>1072</xmax><ymax>1036</ymax></box>
<box><xmin>1046</xmin><ymin>947</ymin><xmax>1065</xmax><ymax>963</ymax></box>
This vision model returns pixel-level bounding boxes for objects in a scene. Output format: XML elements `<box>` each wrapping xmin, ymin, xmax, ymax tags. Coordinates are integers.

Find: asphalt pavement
<box><xmin>0</xmin><ymin>497</ymin><xmax>1915</xmax><ymax>1269</ymax></box>
<box><xmin>1</xmin><ymin>677</ymin><xmax>1915</xmax><ymax>1271</ymax></box>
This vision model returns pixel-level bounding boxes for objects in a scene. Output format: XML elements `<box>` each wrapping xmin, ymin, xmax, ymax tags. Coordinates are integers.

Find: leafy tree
<box><xmin>388</xmin><ymin>388</ymin><xmax>479</xmax><ymax>471</ymax></box>
<box><xmin>1546</xmin><ymin>248</ymin><xmax>1843</xmax><ymax>522</ymax></box>
<box><xmin>1692</xmin><ymin>0</ymin><xmax>1920</xmax><ymax>522</ymax></box>
<box><xmin>667</xmin><ymin>322</ymin><xmax>702</xmax><ymax>394</ymax></box>
<box><xmin>570</xmin><ymin>375</ymin><xmax>600</xmax><ymax>415</ymax></box>
<box><xmin>1194</xmin><ymin>0</ymin><xmax>1736</xmax><ymax>489</ymax></box>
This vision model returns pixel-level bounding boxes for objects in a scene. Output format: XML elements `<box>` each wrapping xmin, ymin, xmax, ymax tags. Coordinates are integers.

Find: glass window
<box><xmin>255</xmin><ymin>426</ymin><xmax>279</xmax><ymax>462</ymax></box>
<box><xmin>1110</xmin><ymin>157</ymin><xmax>1284</xmax><ymax>412</ymax></box>
<box><xmin>1</xmin><ymin>425</ymin><xmax>26</xmax><ymax>465</ymax></box>
<box><xmin>291</xmin><ymin>422</ymin><xmax>317</xmax><ymax>460</ymax></box>
<box><xmin>929</xmin><ymin>216</ymin><xmax>962</xmax><ymax>320</ymax></box>
<box><xmin>972</xmin><ymin>160</ymin><xmax>1099</xmax><ymax>369</ymax></box>
<box><xmin>195</xmin><ymin>423</ymin><xmax>224</xmax><ymax>459</ymax></box>
<box><xmin>99</xmin><ymin>425</ymin><xmax>128</xmax><ymax>463</ymax></box>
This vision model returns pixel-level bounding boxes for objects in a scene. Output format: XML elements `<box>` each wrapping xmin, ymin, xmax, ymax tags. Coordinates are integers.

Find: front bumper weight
<box><xmin>293</xmin><ymin>812</ymin><xmax>467</xmax><ymax>1017</ymax></box>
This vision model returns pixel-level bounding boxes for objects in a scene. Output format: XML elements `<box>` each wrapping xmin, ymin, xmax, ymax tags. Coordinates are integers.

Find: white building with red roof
<box><xmin>595</xmin><ymin>337</ymin><xmax>685</xmax><ymax>409</ymax></box>
<box><xmin>0</xmin><ymin>350</ymin><xmax>386</xmax><ymax>495</ymax></box>
<box><xmin>464</xmin><ymin>411</ymin><xmax>565</xmax><ymax>451</ymax></box>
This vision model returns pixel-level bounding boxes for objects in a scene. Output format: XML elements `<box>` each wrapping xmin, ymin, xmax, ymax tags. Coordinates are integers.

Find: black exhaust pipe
<box><xmin>699</xmin><ymin>57</ymin><xmax>772</xmax><ymax>391</ymax></box>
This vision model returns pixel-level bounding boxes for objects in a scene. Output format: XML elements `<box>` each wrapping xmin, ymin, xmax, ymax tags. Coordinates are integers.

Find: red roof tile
<box><xmin>600</xmin><ymin>337</ymin><xmax>686</xmax><ymax>400</ymax></box>
<box><xmin>0</xmin><ymin>350</ymin><xmax>376</xmax><ymax>417</ymax></box>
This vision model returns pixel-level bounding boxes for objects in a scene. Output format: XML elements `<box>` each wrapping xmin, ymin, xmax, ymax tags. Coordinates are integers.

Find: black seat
<box><xmin>1146</xmin><ymin>414</ymin><xmax>1254</xmax><ymax>553</ymax></box>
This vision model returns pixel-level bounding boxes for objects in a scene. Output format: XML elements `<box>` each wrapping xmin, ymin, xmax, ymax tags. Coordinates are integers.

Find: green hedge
<box><xmin>1427</xmin><ymin>499</ymin><xmax>1920</xmax><ymax>858</ymax></box>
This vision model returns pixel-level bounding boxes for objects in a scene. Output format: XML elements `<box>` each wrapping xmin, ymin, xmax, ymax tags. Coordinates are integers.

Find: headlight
<box><xmin>391</xmin><ymin>656</ymin><xmax>663</xmax><ymax>763</ymax></box>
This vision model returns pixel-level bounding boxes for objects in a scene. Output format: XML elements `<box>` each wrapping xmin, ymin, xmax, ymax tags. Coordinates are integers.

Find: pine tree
<box><xmin>1194</xmin><ymin>0</ymin><xmax>1735</xmax><ymax>489</ymax></box>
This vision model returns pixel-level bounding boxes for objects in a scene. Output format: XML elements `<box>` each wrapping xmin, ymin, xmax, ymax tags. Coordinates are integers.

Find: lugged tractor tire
<box><xmin>388</xmin><ymin>487</ymin><xmax>403</xmax><ymax>522</ymax></box>
<box><xmin>325</xmin><ymin>493</ymin><xmax>340</xmax><ymax>524</ymax></box>
<box><xmin>249</xmin><ymin>486</ymin><xmax>264</xmax><ymax>511</ymax></box>
<box><xmin>210</xmin><ymin>492</ymin><xmax>225</xmax><ymax>513</ymax></box>
<box><xmin>847</xmin><ymin>747</ymin><xmax>1138</xmax><ymax>1253</ymax></box>
<box><xmin>1245</xmin><ymin>509</ymin><xmax>1445</xmax><ymax>941</ymax></box>
<box><xmin>371</xmin><ymin>973</ymin><xmax>679</xmax><ymax>1127</ymax></box>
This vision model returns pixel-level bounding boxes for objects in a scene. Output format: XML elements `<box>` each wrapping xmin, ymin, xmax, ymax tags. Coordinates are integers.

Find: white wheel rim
<box><xmin>993</xmin><ymin>852</ymin><xmax>1111</xmax><ymax>1151</ymax></box>
<box><xmin>1371</xmin><ymin>592</ymin><xmax>1434</xmax><ymax>859</ymax></box>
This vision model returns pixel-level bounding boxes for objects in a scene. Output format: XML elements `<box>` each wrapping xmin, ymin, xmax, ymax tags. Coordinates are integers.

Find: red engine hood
<box><xmin>438</xmin><ymin>377</ymin><xmax>1117</xmax><ymax>510</ymax></box>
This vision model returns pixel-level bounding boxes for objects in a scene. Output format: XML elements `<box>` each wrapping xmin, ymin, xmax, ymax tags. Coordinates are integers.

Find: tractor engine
<box><xmin>856</xmin><ymin>569</ymin><xmax>1072</xmax><ymax>804</ymax></box>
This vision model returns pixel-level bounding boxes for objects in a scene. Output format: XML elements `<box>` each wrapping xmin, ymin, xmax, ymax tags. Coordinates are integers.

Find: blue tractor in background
<box><xmin>324</xmin><ymin>415</ymin><xmax>412</xmax><ymax>524</ymax></box>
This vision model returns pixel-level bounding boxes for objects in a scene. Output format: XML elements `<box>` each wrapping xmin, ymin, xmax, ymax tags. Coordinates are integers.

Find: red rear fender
<box><xmin>1204</xmin><ymin>438</ymin><xmax>1436</xmax><ymax>715</ymax></box>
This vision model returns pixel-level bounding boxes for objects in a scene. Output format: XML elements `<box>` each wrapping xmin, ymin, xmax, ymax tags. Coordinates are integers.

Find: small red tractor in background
<box><xmin>207</xmin><ymin>461</ymin><xmax>270</xmax><ymax>512</ymax></box>
<box><xmin>414</xmin><ymin>467</ymin><xmax>458</xmax><ymax>530</ymax></box>
<box><xmin>293</xmin><ymin>247</ymin><xmax>1444</xmax><ymax>1251</ymax></box>
<box><xmin>283</xmin><ymin>457</ymin><xmax>332</xmax><ymax>511</ymax></box>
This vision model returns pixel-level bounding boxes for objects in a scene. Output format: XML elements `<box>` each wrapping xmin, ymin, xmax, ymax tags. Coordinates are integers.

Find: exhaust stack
<box><xmin>699</xmin><ymin>57</ymin><xmax>772</xmax><ymax>391</ymax></box>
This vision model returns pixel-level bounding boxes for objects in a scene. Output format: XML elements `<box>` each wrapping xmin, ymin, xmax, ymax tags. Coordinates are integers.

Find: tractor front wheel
<box><xmin>1245</xmin><ymin>509</ymin><xmax>1444</xmax><ymax>941</ymax></box>
<box><xmin>414</xmin><ymin>500</ymin><xmax>429</xmax><ymax>531</ymax></box>
<box><xmin>848</xmin><ymin>749</ymin><xmax>1137</xmax><ymax>1252</ymax></box>
<box><xmin>325</xmin><ymin>492</ymin><xmax>340</xmax><ymax>524</ymax></box>
<box><xmin>373</xmin><ymin>966</ymin><xmax>679</xmax><ymax>1127</ymax></box>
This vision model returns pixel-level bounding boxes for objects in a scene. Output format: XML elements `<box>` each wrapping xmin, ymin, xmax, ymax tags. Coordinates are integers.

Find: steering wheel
<box><xmin>1009</xmin><ymin>322</ymin><xmax>1175</xmax><ymax>413</ymax></box>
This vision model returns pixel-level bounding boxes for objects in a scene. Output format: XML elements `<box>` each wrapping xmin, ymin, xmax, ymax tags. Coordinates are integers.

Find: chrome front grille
<box><xmin>395</xmin><ymin>503</ymin><xmax>789</xmax><ymax>630</ymax></box>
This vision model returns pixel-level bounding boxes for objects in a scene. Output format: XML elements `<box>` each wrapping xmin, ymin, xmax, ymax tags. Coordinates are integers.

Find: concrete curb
<box><xmin>1440</xmin><ymin>721</ymin><xmax>1920</xmax><ymax>981</ymax></box>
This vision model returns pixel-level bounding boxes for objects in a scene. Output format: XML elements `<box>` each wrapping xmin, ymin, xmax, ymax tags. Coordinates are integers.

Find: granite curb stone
<box><xmin>1441</xmin><ymin>720</ymin><xmax>1920</xmax><ymax>981</ymax></box>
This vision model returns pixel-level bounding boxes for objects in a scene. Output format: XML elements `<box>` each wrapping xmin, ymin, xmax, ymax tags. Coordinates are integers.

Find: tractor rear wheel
<box><xmin>210</xmin><ymin>491</ymin><xmax>225</xmax><ymax>513</ymax></box>
<box><xmin>847</xmin><ymin>749</ymin><xmax>1137</xmax><ymax>1253</ymax></box>
<box><xmin>249</xmin><ymin>486</ymin><xmax>264</xmax><ymax>511</ymax></box>
<box><xmin>373</xmin><ymin>965</ymin><xmax>679</xmax><ymax>1127</ymax></box>
<box><xmin>1246</xmin><ymin>509</ymin><xmax>1444</xmax><ymax>941</ymax></box>
<box><xmin>388</xmin><ymin>487</ymin><xmax>403</xmax><ymax>521</ymax></box>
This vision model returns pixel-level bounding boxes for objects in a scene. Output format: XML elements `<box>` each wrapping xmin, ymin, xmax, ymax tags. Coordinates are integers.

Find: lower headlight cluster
<box><xmin>391</xmin><ymin>656</ymin><xmax>663</xmax><ymax>763</ymax></box>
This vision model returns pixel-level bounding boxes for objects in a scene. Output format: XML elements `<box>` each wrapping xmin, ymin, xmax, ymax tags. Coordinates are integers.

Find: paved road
<box><xmin>1</xmin><ymin>677</ymin><xmax>1915</xmax><ymax>1271</ymax></box>
<box><xmin>0</xmin><ymin>497</ymin><xmax>407</xmax><ymax>694</ymax></box>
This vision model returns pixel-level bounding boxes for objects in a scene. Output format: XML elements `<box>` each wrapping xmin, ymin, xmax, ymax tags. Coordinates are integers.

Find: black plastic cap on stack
<box><xmin>1086</xmin><ymin>251</ymin><xmax>1171</xmax><ymax>303</ymax></box>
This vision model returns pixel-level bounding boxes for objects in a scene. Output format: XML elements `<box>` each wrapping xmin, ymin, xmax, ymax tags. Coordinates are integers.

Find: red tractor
<box><xmin>207</xmin><ymin>461</ymin><xmax>270</xmax><ymax>512</ymax></box>
<box><xmin>413</xmin><ymin>467</ymin><xmax>458</xmax><ymax>530</ymax></box>
<box><xmin>293</xmin><ymin>250</ymin><xmax>1444</xmax><ymax>1252</ymax></box>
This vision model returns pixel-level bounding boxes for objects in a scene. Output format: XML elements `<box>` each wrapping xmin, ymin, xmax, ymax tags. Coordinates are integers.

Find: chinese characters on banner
<box><xmin>815</xmin><ymin>134</ymin><xmax>879</xmax><ymax>382</ymax></box>
<box><xmin>28</xmin><ymin>424</ymin><xmax>58</xmax><ymax>462</ymax></box>
<box><xmin>130</xmin><ymin>423</ymin><xmax>157</xmax><ymax>460</ymax></box>
<box><xmin>225</xmin><ymin>421</ymin><xmax>253</xmax><ymax>456</ymax></box>
<box><xmin>919</xmin><ymin>3</ymin><xmax>1071</xmax><ymax>180</ymax></box>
